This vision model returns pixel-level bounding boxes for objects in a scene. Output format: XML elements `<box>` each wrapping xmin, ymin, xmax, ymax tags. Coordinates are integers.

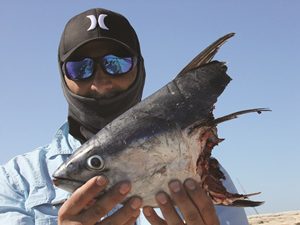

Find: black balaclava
<box><xmin>58</xmin><ymin>8</ymin><xmax>146</xmax><ymax>142</ymax></box>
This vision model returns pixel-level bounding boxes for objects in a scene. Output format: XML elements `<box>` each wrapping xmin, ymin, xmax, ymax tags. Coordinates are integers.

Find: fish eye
<box><xmin>86</xmin><ymin>155</ymin><xmax>105</xmax><ymax>170</ymax></box>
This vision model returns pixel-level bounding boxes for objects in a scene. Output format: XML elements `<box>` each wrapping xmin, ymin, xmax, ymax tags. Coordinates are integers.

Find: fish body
<box><xmin>53</xmin><ymin>33</ymin><xmax>267</xmax><ymax>207</ymax></box>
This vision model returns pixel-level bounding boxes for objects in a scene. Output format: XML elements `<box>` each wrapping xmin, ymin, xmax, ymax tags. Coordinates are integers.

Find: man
<box><xmin>0</xmin><ymin>8</ymin><xmax>249</xmax><ymax>225</ymax></box>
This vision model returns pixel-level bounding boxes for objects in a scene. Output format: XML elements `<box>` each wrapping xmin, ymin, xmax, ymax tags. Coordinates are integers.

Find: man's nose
<box><xmin>91</xmin><ymin>64</ymin><xmax>113</xmax><ymax>90</ymax></box>
<box><xmin>92</xmin><ymin>63</ymin><xmax>109</xmax><ymax>82</ymax></box>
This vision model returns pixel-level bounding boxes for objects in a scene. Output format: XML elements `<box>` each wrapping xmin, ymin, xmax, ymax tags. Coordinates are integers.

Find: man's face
<box><xmin>64</xmin><ymin>41</ymin><xmax>138</xmax><ymax>99</ymax></box>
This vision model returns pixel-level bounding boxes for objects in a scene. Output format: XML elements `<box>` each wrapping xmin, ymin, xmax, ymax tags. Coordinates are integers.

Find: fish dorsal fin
<box><xmin>176</xmin><ymin>33</ymin><xmax>235</xmax><ymax>77</ymax></box>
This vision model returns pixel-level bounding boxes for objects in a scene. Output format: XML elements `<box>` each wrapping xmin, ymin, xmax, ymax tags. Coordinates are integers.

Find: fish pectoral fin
<box><xmin>176</xmin><ymin>33</ymin><xmax>235</xmax><ymax>77</ymax></box>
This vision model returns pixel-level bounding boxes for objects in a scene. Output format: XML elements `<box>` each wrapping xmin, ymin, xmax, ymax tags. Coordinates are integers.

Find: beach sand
<box><xmin>248</xmin><ymin>210</ymin><xmax>300</xmax><ymax>225</ymax></box>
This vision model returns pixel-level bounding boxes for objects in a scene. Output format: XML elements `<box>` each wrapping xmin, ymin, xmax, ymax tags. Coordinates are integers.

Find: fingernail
<box><xmin>143</xmin><ymin>207</ymin><xmax>152</xmax><ymax>217</ymax></box>
<box><xmin>119</xmin><ymin>182</ymin><xmax>131</xmax><ymax>195</ymax></box>
<box><xmin>185</xmin><ymin>179</ymin><xmax>196</xmax><ymax>190</ymax></box>
<box><xmin>156</xmin><ymin>192</ymin><xmax>168</xmax><ymax>204</ymax></box>
<box><xmin>96</xmin><ymin>176</ymin><xmax>107</xmax><ymax>186</ymax></box>
<box><xmin>131</xmin><ymin>198</ymin><xmax>142</xmax><ymax>209</ymax></box>
<box><xmin>169</xmin><ymin>180</ymin><xmax>181</xmax><ymax>192</ymax></box>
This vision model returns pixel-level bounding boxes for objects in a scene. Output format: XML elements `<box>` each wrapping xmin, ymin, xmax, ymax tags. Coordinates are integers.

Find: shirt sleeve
<box><xmin>0</xmin><ymin>165</ymin><xmax>34</xmax><ymax>225</ymax></box>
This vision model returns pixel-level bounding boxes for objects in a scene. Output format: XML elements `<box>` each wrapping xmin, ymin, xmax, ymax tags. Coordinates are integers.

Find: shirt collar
<box><xmin>46</xmin><ymin>122</ymin><xmax>82</xmax><ymax>158</ymax></box>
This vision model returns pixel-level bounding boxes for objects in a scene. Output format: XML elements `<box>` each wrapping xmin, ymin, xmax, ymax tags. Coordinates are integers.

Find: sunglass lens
<box><xmin>65</xmin><ymin>58</ymin><xmax>94</xmax><ymax>80</ymax></box>
<box><xmin>103</xmin><ymin>55</ymin><xmax>133</xmax><ymax>75</ymax></box>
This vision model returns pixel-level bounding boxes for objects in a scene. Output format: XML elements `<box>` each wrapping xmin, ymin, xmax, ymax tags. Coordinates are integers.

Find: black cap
<box><xmin>59</xmin><ymin>8</ymin><xmax>140</xmax><ymax>62</ymax></box>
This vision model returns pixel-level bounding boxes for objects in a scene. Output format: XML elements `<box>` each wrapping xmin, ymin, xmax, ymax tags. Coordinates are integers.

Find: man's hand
<box><xmin>58</xmin><ymin>176</ymin><xmax>142</xmax><ymax>225</ymax></box>
<box><xmin>143</xmin><ymin>178</ymin><xmax>220</xmax><ymax>225</ymax></box>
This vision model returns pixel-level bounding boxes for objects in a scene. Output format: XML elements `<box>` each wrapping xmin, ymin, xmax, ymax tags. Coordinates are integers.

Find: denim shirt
<box><xmin>0</xmin><ymin>123</ymin><xmax>249</xmax><ymax>225</ymax></box>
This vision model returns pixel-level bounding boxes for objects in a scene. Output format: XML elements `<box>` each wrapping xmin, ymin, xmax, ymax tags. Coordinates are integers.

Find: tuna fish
<box><xmin>53</xmin><ymin>33</ymin><xmax>268</xmax><ymax>207</ymax></box>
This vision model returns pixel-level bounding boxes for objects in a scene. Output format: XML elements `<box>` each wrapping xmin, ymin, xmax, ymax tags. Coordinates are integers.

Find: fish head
<box><xmin>52</xmin><ymin>118</ymin><xmax>196</xmax><ymax>203</ymax></box>
<box><xmin>52</xmin><ymin>143</ymin><xmax>107</xmax><ymax>192</ymax></box>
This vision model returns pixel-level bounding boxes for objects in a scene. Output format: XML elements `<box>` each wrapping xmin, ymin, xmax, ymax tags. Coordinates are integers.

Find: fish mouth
<box><xmin>52</xmin><ymin>176</ymin><xmax>85</xmax><ymax>192</ymax></box>
<box><xmin>197</xmin><ymin>128</ymin><xmax>263</xmax><ymax>207</ymax></box>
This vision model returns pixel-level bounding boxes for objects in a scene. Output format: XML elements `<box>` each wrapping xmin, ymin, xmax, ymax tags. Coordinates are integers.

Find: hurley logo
<box><xmin>86</xmin><ymin>14</ymin><xmax>109</xmax><ymax>31</ymax></box>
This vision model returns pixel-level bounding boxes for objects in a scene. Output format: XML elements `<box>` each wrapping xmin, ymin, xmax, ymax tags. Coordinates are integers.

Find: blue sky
<box><xmin>0</xmin><ymin>1</ymin><xmax>299</xmax><ymax>216</ymax></box>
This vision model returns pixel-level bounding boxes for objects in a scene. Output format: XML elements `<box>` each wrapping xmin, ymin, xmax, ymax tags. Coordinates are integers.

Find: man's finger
<box><xmin>122</xmin><ymin>215</ymin><xmax>140</xmax><ymax>225</ymax></box>
<box><xmin>143</xmin><ymin>206</ymin><xmax>167</xmax><ymax>225</ymax></box>
<box><xmin>80</xmin><ymin>180</ymin><xmax>132</xmax><ymax>224</ymax></box>
<box><xmin>184</xmin><ymin>179</ymin><xmax>220</xmax><ymax>225</ymax></box>
<box><xmin>155</xmin><ymin>192</ymin><xmax>184</xmax><ymax>225</ymax></box>
<box><xmin>100</xmin><ymin>198</ymin><xmax>142</xmax><ymax>225</ymax></box>
<box><xmin>59</xmin><ymin>176</ymin><xmax>108</xmax><ymax>216</ymax></box>
<box><xmin>168</xmin><ymin>179</ymin><xmax>204</xmax><ymax>225</ymax></box>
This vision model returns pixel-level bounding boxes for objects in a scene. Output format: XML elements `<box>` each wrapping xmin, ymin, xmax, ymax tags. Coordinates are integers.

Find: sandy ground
<box><xmin>248</xmin><ymin>210</ymin><xmax>300</xmax><ymax>225</ymax></box>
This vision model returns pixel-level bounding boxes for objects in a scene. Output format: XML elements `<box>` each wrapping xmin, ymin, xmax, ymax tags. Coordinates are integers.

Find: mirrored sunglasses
<box><xmin>64</xmin><ymin>54</ymin><xmax>137</xmax><ymax>81</ymax></box>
